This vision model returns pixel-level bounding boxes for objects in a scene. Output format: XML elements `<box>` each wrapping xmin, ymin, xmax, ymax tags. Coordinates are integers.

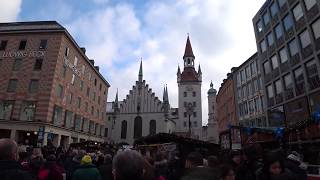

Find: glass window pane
<box><xmin>53</xmin><ymin>105</ymin><xmax>63</xmax><ymax>126</ymax></box>
<box><xmin>271</xmin><ymin>55</ymin><xmax>279</xmax><ymax>69</ymax></box>
<box><xmin>275</xmin><ymin>24</ymin><xmax>283</xmax><ymax>39</ymax></box>
<box><xmin>294</xmin><ymin>67</ymin><xmax>304</xmax><ymax>81</ymax></box>
<box><xmin>299</xmin><ymin>30</ymin><xmax>311</xmax><ymax>48</ymax></box>
<box><xmin>12</xmin><ymin>59</ymin><xmax>22</xmax><ymax>71</ymax></box>
<box><xmin>304</xmin><ymin>0</ymin><xmax>316</xmax><ymax>10</ymax></box>
<box><xmin>0</xmin><ymin>100</ymin><xmax>14</xmax><ymax>120</ymax></box>
<box><xmin>246</xmin><ymin>66</ymin><xmax>251</xmax><ymax>78</ymax></box>
<box><xmin>267</xmin><ymin>84</ymin><xmax>274</xmax><ymax>98</ymax></box>
<box><xmin>264</xmin><ymin>61</ymin><xmax>271</xmax><ymax>74</ymax></box>
<box><xmin>275</xmin><ymin>80</ymin><xmax>283</xmax><ymax>94</ymax></box>
<box><xmin>251</xmin><ymin>61</ymin><xmax>257</xmax><ymax>75</ymax></box>
<box><xmin>29</xmin><ymin>80</ymin><xmax>39</xmax><ymax>93</ymax></box>
<box><xmin>260</xmin><ymin>40</ymin><xmax>267</xmax><ymax>52</ymax></box>
<box><xmin>270</xmin><ymin>2</ymin><xmax>279</xmax><ymax>17</ymax></box>
<box><xmin>306</xmin><ymin>60</ymin><xmax>318</xmax><ymax>77</ymax></box>
<box><xmin>279</xmin><ymin>47</ymin><xmax>288</xmax><ymax>63</ymax></box>
<box><xmin>293</xmin><ymin>4</ymin><xmax>304</xmax><ymax>21</ymax></box>
<box><xmin>7</xmin><ymin>79</ymin><xmax>18</xmax><ymax>92</ymax></box>
<box><xmin>284</xmin><ymin>14</ymin><xmax>293</xmax><ymax>31</ymax></box>
<box><xmin>263</xmin><ymin>12</ymin><xmax>270</xmax><ymax>25</ymax></box>
<box><xmin>312</xmin><ymin>18</ymin><xmax>320</xmax><ymax>39</ymax></box>
<box><xmin>257</xmin><ymin>20</ymin><xmax>263</xmax><ymax>32</ymax></box>
<box><xmin>267</xmin><ymin>33</ymin><xmax>274</xmax><ymax>46</ymax></box>
<box><xmin>288</xmin><ymin>39</ymin><xmax>299</xmax><ymax>56</ymax></box>
<box><xmin>279</xmin><ymin>0</ymin><xmax>286</xmax><ymax>7</ymax></box>
<box><xmin>284</xmin><ymin>74</ymin><xmax>293</xmax><ymax>89</ymax></box>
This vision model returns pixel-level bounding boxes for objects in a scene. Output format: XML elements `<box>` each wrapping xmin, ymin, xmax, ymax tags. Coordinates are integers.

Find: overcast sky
<box><xmin>1</xmin><ymin>0</ymin><xmax>266</xmax><ymax>125</ymax></box>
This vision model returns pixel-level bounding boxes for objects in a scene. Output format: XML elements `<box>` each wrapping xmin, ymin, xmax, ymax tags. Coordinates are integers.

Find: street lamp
<box><xmin>186</xmin><ymin>102</ymin><xmax>194</xmax><ymax>137</ymax></box>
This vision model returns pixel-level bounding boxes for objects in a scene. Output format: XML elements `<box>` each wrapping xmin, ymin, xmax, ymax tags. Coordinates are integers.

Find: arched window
<box><xmin>121</xmin><ymin>120</ymin><xmax>127</xmax><ymax>139</ymax></box>
<box><xmin>149</xmin><ymin>120</ymin><xmax>156</xmax><ymax>135</ymax></box>
<box><xmin>188</xmin><ymin>59</ymin><xmax>190</xmax><ymax>65</ymax></box>
<box><xmin>134</xmin><ymin>116</ymin><xmax>142</xmax><ymax>138</ymax></box>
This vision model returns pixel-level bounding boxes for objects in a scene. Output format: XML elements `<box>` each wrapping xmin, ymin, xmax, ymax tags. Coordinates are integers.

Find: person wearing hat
<box><xmin>72</xmin><ymin>155</ymin><xmax>102</xmax><ymax>180</ymax></box>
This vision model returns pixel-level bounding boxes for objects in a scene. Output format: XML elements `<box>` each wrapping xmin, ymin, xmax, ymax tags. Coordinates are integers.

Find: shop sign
<box><xmin>1</xmin><ymin>51</ymin><xmax>45</xmax><ymax>58</ymax></box>
<box><xmin>64</xmin><ymin>57</ymin><xmax>81</xmax><ymax>76</ymax></box>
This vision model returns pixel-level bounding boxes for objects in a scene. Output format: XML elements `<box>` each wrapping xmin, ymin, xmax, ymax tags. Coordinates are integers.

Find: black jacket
<box><xmin>0</xmin><ymin>160</ymin><xmax>33</xmax><ymax>180</ymax></box>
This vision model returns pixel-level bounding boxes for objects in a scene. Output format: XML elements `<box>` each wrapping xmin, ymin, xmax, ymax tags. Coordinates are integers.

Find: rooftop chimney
<box><xmin>80</xmin><ymin>47</ymin><xmax>86</xmax><ymax>54</ymax></box>
<box><xmin>89</xmin><ymin>59</ymin><xmax>95</xmax><ymax>65</ymax></box>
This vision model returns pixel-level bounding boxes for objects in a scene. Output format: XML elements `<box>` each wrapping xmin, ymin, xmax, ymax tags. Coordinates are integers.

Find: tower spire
<box><xmin>183</xmin><ymin>35</ymin><xmax>195</xmax><ymax>59</ymax></box>
<box><xmin>198</xmin><ymin>64</ymin><xmax>202</xmax><ymax>74</ymax></box>
<box><xmin>165</xmin><ymin>85</ymin><xmax>169</xmax><ymax>104</ymax></box>
<box><xmin>138</xmin><ymin>59</ymin><xmax>143</xmax><ymax>82</ymax></box>
<box><xmin>114</xmin><ymin>88</ymin><xmax>119</xmax><ymax>111</ymax></box>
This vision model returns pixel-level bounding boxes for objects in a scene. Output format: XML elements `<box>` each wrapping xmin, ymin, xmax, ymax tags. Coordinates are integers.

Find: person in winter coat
<box><xmin>0</xmin><ymin>138</ymin><xmax>32</xmax><ymax>180</ymax></box>
<box><xmin>38</xmin><ymin>154</ymin><xmax>65</xmax><ymax>180</ymax></box>
<box><xmin>257</xmin><ymin>151</ymin><xmax>285</xmax><ymax>180</ymax></box>
<box><xmin>64</xmin><ymin>149</ymin><xmax>86</xmax><ymax>180</ymax></box>
<box><xmin>236</xmin><ymin>145</ymin><xmax>263</xmax><ymax>180</ymax></box>
<box><xmin>98</xmin><ymin>154</ymin><xmax>113</xmax><ymax>180</ymax></box>
<box><xmin>72</xmin><ymin>155</ymin><xmax>101</xmax><ymax>180</ymax></box>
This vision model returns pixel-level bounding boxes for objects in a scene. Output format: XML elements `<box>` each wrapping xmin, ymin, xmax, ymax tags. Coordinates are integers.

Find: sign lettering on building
<box><xmin>64</xmin><ymin>57</ymin><xmax>81</xmax><ymax>76</ymax></box>
<box><xmin>1</xmin><ymin>51</ymin><xmax>45</xmax><ymax>58</ymax></box>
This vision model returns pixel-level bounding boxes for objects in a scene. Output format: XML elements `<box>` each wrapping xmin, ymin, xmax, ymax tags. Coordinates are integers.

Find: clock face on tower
<box><xmin>186</xmin><ymin>86</ymin><xmax>193</xmax><ymax>91</ymax></box>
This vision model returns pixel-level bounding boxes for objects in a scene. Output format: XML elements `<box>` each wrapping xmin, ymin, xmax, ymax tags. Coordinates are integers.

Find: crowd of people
<box><xmin>0</xmin><ymin>138</ymin><xmax>313</xmax><ymax>180</ymax></box>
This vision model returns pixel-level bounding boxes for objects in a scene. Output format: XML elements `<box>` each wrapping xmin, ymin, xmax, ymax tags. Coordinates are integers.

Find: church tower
<box><xmin>207</xmin><ymin>81</ymin><xmax>219</xmax><ymax>143</ymax></box>
<box><xmin>177</xmin><ymin>36</ymin><xmax>202</xmax><ymax>139</ymax></box>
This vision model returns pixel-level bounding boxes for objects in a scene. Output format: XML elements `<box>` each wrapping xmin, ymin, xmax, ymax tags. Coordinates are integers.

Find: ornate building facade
<box><xmin>106</xmin><ymin>36</ymin><xmax>206</xmax><ymax>144</ymax></box>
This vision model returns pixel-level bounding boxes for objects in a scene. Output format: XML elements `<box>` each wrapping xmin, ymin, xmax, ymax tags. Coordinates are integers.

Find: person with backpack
<box><xmin>38</xmin><ymin>154</ymin><xmax>66</xmax><ymax>180</ymax></box>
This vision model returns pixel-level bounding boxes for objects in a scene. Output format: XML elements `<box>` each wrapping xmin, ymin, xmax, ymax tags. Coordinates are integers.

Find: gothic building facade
<box><xmin>106</xmin><ymin>36</ymin><xmax>205</xmax><ymax>144</ymax></box>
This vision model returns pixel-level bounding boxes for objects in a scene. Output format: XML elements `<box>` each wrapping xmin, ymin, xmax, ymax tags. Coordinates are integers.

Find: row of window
<box><xmin>260</xmin><ymin>13</ymin><xmax>320</xmax><ymax>55</ymax></box>
<box><xmin>256</xmin><ymin>0</ymin><xmax>317</xmax><ymax>34</ymax></box>
<box><xmin>183</xmin><ymin>121</ymin><xmax>198</xmax><ymax>128</ymax></box>
<box><xmin>52</xmin><ymin>105</ymin><xmax>104</xmax><ymax>136</ymax></box>
<box><xmin>0</xmin><ymin>39</ymin><xmax>48</xmax><ymax>51</ymax></box>
<box><xmin>61</xmin><ymin>63</ymin><xmax>106</xmax><ymax>103</ymax></box>
<box><xmin>237</xmin><ymin>77</ymin><xmax>263</xmax><ymax>100</ymax></box>
<box><xmin>3</xmin><ymin>58</ymin><xmax>44</xmax><ymax>72</ymax></box>
<box><xmin>238</xmin><ymin>96</ymin><xmax>264</xmax><ymax>117</ymax></box>
<box><xmin>120</xmin><ymin>119</ymin><xmax>156</xmax><ymax>139</ymax></box>
<box><xmin>0</xmin><ymin>100</ymin><xmax>35</xmax><ymax>121</ymax></box>
<box><xmin>266</xmin><ymin>59</ymin><xmax>319</xmax><ymax>102</ymax></box>
<box><xmin>183</xmin><ymin>91</ymin><xmax>196</xmax><ymax>97</ymax></box>
<box><xmin>7</xmin><ymin>79</ymin><xmax>39</xmax><ymax>93</ymax></box>
<box><xmin>236</xmin><ymin>60</ymin><xmax>260</xmax><ymax>85</ymax></box>
<box><xmin>183</xmin><ymin>111</ymin><xmax>197</xmax><ymax>118</ymax></box>
<box><xmin>183</xmin><ymin>101</ymin><xmax>197</xmax><ymax>107</ymax></box>
<box><xmin>63</xmin><ymin>47</ymin><xmax>104</xmax><ymax>92</ymax></box>
<box><xmin>262</xmin><ymin>21</ymin><xmax>319</xmax><ymax>74</ymax></box>
<box><xmin>56</xmin><ymin>84</ymin><xmax>104</xmax><ymax>120</ymax></box>
<box><xmin>239</xmin><ymin>117</ymin><xmax>267</xmax><ymax>128</ymax></box>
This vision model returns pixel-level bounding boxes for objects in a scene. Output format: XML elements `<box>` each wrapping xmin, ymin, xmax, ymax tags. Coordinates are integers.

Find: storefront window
<box><xmin>0</xmin><ymin>100</ymin><xmax>14</xmax><ymax>120</ymax></box>
<box><xmin>19</xmin><ymin>101</ymin><xmax>36</xmax><ymax>121</ymax></box>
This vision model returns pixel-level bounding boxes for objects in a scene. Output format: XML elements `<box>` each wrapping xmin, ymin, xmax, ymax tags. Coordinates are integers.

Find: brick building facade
<box><xmin>216</xmin><ymin>72</ymin><xmax>237</xmax><ymax>133</ymax></box>
<box><xmin>0</xmin><ymin>21</ymin><xmax>110</xmax><ymax>147</ymax></box>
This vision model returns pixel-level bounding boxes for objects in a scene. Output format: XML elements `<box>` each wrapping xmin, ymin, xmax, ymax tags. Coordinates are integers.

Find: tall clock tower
<box><xmin>177</xmin><ymin>36</ymin><xmax>202</xmax><ymax>139</ymax></box>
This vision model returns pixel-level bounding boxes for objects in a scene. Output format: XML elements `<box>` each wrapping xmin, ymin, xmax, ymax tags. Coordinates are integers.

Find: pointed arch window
<box><xmin>134</xmin><ymin>116</ymin><xmax>142</xmax><ymax>138</ymax></box>
<box><xmin>121</xmin><ymin>120</ymin><xmax>127</xmax><ymax>139</ymax></box>
<box><xmin>149</xmin><ymin>120</ymin><xmax>156</xmax><ymax>135</ymax></box>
